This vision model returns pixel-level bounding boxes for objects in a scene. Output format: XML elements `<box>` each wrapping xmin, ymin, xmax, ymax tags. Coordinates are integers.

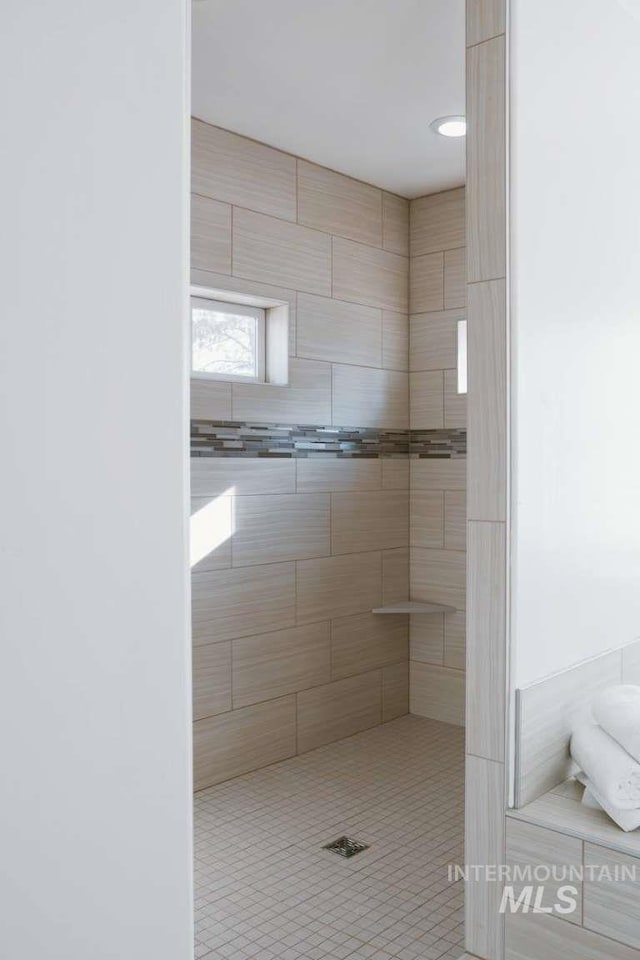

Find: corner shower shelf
<box><xmin>371</xmin><ymin>602</ymin><xmax>457</xmax><ymax>615</ymax></box>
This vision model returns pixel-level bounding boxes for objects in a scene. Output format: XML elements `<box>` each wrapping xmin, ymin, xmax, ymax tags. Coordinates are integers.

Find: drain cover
<box><xmin>323</xmin><ymin>836</ymin><xmax>369</xmax><ymax>858</ymax></box>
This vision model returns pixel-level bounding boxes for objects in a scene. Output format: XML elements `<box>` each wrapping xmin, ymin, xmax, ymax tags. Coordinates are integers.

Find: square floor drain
<box><xmin>323</xmin><ymin>836</ymin><xmax>369</xmax><ymax>858</ymax></box>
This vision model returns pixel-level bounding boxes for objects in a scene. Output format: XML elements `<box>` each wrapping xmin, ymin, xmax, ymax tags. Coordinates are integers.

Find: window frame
<box><xmin>190</xmin><ymin>295</ymin><xmax>267</xmax><ymax>384</ymax></box>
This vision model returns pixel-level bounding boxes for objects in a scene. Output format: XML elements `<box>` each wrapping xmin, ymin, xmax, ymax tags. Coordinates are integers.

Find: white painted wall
<box><xmin>0</xmin><ymin>3</ymin><xmax>192</xmax><ymax>958</ymax></box>
<box><xmin>510</xmin><ymin>0</ymin><xmax>640</xmax><ymax>686</ymax></box>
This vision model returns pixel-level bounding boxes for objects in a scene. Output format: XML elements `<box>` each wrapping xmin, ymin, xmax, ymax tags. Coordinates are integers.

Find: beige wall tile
<box><xmin>332</xmin><ymin>364</ymin><xmax>408</xmax><ymax>429</ymax></box>
<box><xmin>467</xmin><ymin>523</ymin><xmax>507</xmax><ymax>761</ymax></box>
<box><xmin>468</xmin><ymin>278</ymin><xmax>507</xmax><ymax>521</ymax></box>
<box><xmin>507</xmin><ymin>819</ymin><xmax>583</xmax><ymax>924</ymax></box>
<box><xmin>232</xmin><ymin>358</ymin><xmax>331</xmax><ymax>425</ymax></box>
<box><xmin>233</xmin><ymin>493</ymin><xmax>330</xmax><ymax>566</ymax></box>
<box><xmin>465</xmin><ymin>755</ymin><xmax>505</xmax><ymax>959</ymax></box>
<box><xmin>191</xmin><ymin>457</ymin><xmax>296</xmax><ymax>497</ymax></box>
<box><xmin>410</xmin><ymin>613</ymin><xmax>444</xmax><ymax>664</ymax></box>
<box><xmin>331</xmin><ymin>612</ymin><xmax>408</xmax><ymax>680</ymax></box>
<box><xmin>411</xmin><ymin>547</ymin><xmax>466</xmax><ymax>610</ymax></box>
<box><xmin>516</xmin><ymin>650</ymin><xmax>622</xmax><ymax>807</ymax></box>
<box><xmin>192</xmin><ymin>562</ymin><xmax>295</xmax><ymax>644</ymax></box>
<box><xmin>445</xmin><ymin>611</ymin><xmax>467</xmax><ymax>670</ymax></box>
<box><xmin>382</xmin><ymin>547</ymin><xmax>409</xmax><ymax>605</ymax></box>
<box><xmin>410</xmin><ymin>309</ymin><xmax>463</xmax><ymax>372</ymax></box>
<box><xmin>411</xmin><ymin>457</ymin><xmax>467</xmax><ymax>492</ymax></box>
<box><xmin>331</xmin><ymin>490</ymin><xmax>408</xmax><ymax>555</ymax></box>
<box><xmin>232</xmin><ymin>622</ymin><xmax>331</xmax><ymax>708</ymax></box>
<box><xmin>467</xmin><ymin>0</ymin><xmax>506</xmax><ymax>47</ymax></box>
<box><xmin>297</xmin><ymin>551</ymin><xmax>382</xmax><ymax>623</ymax></box>
<box><xmin>410</xmin><ymin>252</ymin><xmax>444</xmax><ymax>314</ymax></box>
<box><xmin>193</xmin><ymin>695</ymin><xmax>296</xmax><ymax>790</ymax></box>
<box><xmin>444</xmin><ymin>247</ymin><xmax>466</xmax><ymax>309</ymax></box>
<box><xmin>297</xmin><ymin>670</ymin><xmax>382</xmax><ymax>753</ymax></box>
<box><xmin>444</xmin><ymin>491</ymin><xmax>467</xmax><ymax>550</ymax></box>
<box><xmin>233</xmin><ymin>207</ymin><xmax>331</xmax><ymax>296</ymax></box>
<box><xmin>584</xmin><ymin>843</ymin><xmax>640</xmax><ymax>948</ymax></box>
<box><xmin>191</xmin><ymin>195</ymin><xmax>232</xmax><ymax>274</ymax></box>
<box><xmin>382</xmin><ymin>458</ymin><xmax>409</xmax><ymax>490</ymax></box>
<box><xmin>297</xmin><ymin>458</ymin><xmax>382</xmax><ymax>494</ymax></box>
<box><xmin>383</xmin><ymin>193</ymin><xmax>409</xmax><ymax>256</ymax></box>
<box><xmin>505</xmin><ymin>910</ymin><xmax>640</xmax><ymax>960</ymax></box>
<box><xmin>411</xmin><ymin>490</ymin><xmax>444</xmax><ymax>548</ymax></box>
<box><xmin>190</xmin><ymin>495</ymin><xmax>232</xmax><ymax>572</ymax></box>
<box><xmin>383</xmin><ymin>661</ymin><xmax>409</xmax><ymax>720</ymax></box>
<box><xmin>410</xmin><ymin>371</ymin><xmax>444</xmax><ymax>429</ymax></box>
<box><xmin>191</xmin><ymin>378</ymin><xmax>232</xmax><ymax>420</ymax></box>
<box><xmin>382</xmin><ymin>310</ymin><xmax>409</xmax><ymax>371</ymax></box>
<box><xmin>297</xmin><ymin>159</ymin><xmax>382</xmax><ymax>246</ymax></box>
<box><xmin>467</xmin><ymin>37</ymin><xmax>506</xmax><ymax>283</ymax></box>
<box><xmin>192</xmin><ymin>119</ymin><xmax>296</xmax><ymax>221</ymax></box>
<box><xmin>410</xmin><ymin>662</ymin><xmax>465</xmax><ymax>725</ymax></box>
<box><xmin>444</xmin><ymin>368</ymin><xmax>467</xmax><ymax>428</ymax></box>
<box><xmin>410</xmin><ymin>188</ymin><xmax>466</xmax><ymax>257</ymax></box>
<box><xmin>193</xmin><ymin>641</ymin><xmax>232</xmax><ymax>721</ymax></box>
<box><xmin>332</xmin><ymin>237</ymin><xmax>409</xmax><ymax>312</ymax></box>
<box><xmin>297</xmin><ymin>292</ymin><xmax>381</xmax><ymax>366</ymax></box>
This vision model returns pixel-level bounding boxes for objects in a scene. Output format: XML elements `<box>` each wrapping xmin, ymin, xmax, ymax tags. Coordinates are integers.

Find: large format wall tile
<box><xmin>505</xmin><ymin>910</ymin><xmax>640</xmax><ymax>960</ymax></box>
<box><xmin>331</xmin><ymin>491</ymin><xmax>409</xmax><ymax>555</ymax></box>
<box><xmin>411</xmin><ymin>457</ymin><xmax>467</xmax><ymax>492</ymax></box>
<box><xmin>465</xmin><ymin>756</ymin><xmax>505</xmax><ymax>959</ymax></box>
<box><xmin>506</xmin><ymin>819</ymin><xmax>583</xmax><ymax>924</ymax></box>
<box><xmin>444</xmin><ymin>368</ymin><xmax>467</xmax><ymax>428</ymax></box>
<box><xmin>233</xmin><ymin>207</ymin><xmax>331</xmax><ymax>296</ymax></box>
<box><xmin>411</xmin><ymin>490</ymin><xmax>444</xmax><ymax>549</ymax></box>
<box><xmin>193</xmin><ymin>695</ymin><xmax>297</xmax><ymax>790</ymax></box>
<box><xmin>332</xmin><ymin>237</ymin><xmax>409</xmax><ymax>312</ymax></box>
<box><xmin>382</xmin><ymin>459</ymin><xmax>409</xmax><ymax>490</ymax></box>
<box><xmin>383</xmin><ymin>193</ymin><xmax>410</xmax><ymax>256</ymax></box>
<box><xmin>191</xmin><ymin>458</ymin><xmax>296</xmax><ymax>497</ymax></box>
<box><xmin>190</xmin><ymin>194</ymin><xmax>232</xmax><ymax>274</ymax></box>
<box><xmin>410</xmin><ymin>663</ymin><xmax>465</xmax><ymax>725</ymax></box>
<box><xmin>332</xmin><ymin>364</ymin><xmax>408</xmax><ymax>429</ymax></box>
<box><xmin>297</xmin><ymin>292</ymin><xmax>382</xmax><ymax>367</ymax></box>
<box><xmin>382</xmin><ymin>547</ymin><xmax>409</xmax><ymax>604</ymax></box>
<box><xmin>232</xmin><ymin>622</ymin><xmax>331</xmax><ymax>709</ymax></box>
<box><xmin>467</xmin><ymin>0</ymin><xmax>506</xmax><ymax>47</ymax></box>
<box><xmin>192</xmin><ymin>119</ymin><xmax>296</xmax><ymax>221</ymax></box>
<box><xmin>382</xmin><ymin>661</ymin><xmax>409</xmax><ymax>720</ymax></box>
<box><xmin>297</xmin><ymin>160</ymin><xmax>382</xmax><ymax>247</ymax></box>
<box><xmin>444</xmin><ymin>491</ymin><xmax>467</xmax><ymax>550</ymax></box>
<box><xmin>444</xmin><ymin>247</ymin><xmax>466</xmax><ymax>309</ymax></box>
<box><xmin>584</xmin><ymin>842</ymin><xmax>640</xmax><ymax>949</ymax></box>
<box><xmin>411</xmin><ymin>547</ymin><xmax>466</xmax><ymax>609</ymax></box>
<box><xmin>410</xmin><ymin>252</ymin><xmax>444</xmax><ymax>313</ymax></box>
<box><xmin>445</xmin><ymin>610</ymin><xmax>467</xmax><ymax>669</ymax></box>
<box><xmin>467</xmin><ymin>36</ymin><xmax>506</xmax><ymax>283</ymax></box>
<box><xmin>411</xmin><ymin>188</ymin><xmax>466</xmax><ymax>257</ymax></box>
<box><xmin>410</xmin><ymin>371</ymin><xmax>444</xmax><ymax>428</ymax></box>
<box><xmin>232</xmin><ymin>493</ymin><xmax>330</xmax><ymax>566</ymax></box>
<box><xmin>192</xmin><ymin>641</ymin><xmax>232</xmax><ymax>721</ymax></box>
<box><xmin>297</xmin><ymin>670</ymin><xmax>382</xmax><ymax>753</ymax></box>
<box><xmin>297</xmin><ymin>551</ymin><xmax>382</xmax><ymax>623</ymax></box>
<box><xmin>468</xmin><ymin>278</ymin><xmax>506</xmax><ymax>520</ymax></box>
<box><xmin>382</xmin><ymin>310</ymin><xmax>409</xmax><ymax>371</ymax></box>
<box><xmin>191</xmin><ymin>378</ymin><xmax>232</xmax><ymax>420</ymax></box>
<box><xmin>410</xmin><ymin>614</ymin><xmax>444</xmax><ymax>664</ymax></box>
<box><xmin>331</xmin><ymin>612</ymin><xmax>408</xmax><ymax>680</ymax></box>
<box><xmin>467</xmin><ymin>521</ymin><xmax>506</xmax><ymax>761</ymax></box>
<box><xmin>190</xmin><ymin>495</ymin><xmax>232</xmax><ymax>572</ymax></box>
<box><xmin>192</xmin><ymin>562</ymin><xmax>296</xmax><ymax>644</ymax></box>
<box><xmin>296</xmin><ymin>458</ymin><xmax>382</xmax><ymax>493</ymax></box>
<box><xmin>410</xmin><ymin>309</ymin><xmax>462</xmax><ymax>372</ymax></box>
<box><xmin>232</xmin><ymin>358</ymin><xmax>331</xmax><ymax>425</ymax></box>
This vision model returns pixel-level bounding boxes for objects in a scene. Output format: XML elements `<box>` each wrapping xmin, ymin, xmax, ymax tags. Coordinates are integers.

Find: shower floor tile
<box><xmin>194</xmin><ymin>715</ymin><xmax>464</xmax><ymax>960</ymax></box>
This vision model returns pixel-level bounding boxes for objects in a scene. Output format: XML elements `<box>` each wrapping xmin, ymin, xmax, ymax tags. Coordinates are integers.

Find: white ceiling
<box><xmin>191</xmin><ymin>0</ymin><xmax>465</xmax><ymax>199</ymax></box>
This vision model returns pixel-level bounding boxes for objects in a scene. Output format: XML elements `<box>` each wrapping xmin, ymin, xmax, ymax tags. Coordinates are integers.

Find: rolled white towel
<box><xmin>570</xmin><ymin>720</ymin><xmax>640</xmax><ymax>810</ymax></box>
<box><xmin>576</xmin><ymin>773</ymin><xmax>640</xmax><ymax>832</ymax></box>
<box><xmin>593</xmin><ymin>684</ymin><xmax>640</xmax><ymax>763</ymax></box>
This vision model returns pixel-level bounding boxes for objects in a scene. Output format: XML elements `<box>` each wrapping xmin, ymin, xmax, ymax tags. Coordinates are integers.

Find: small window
<box><xmin>191</xmin><ymin>297</ymin><xmax>266</xmax><ymax>382</ymax></box>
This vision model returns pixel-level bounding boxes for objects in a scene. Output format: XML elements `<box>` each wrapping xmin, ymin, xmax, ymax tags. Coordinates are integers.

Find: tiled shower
<box><xmin>190</xmin><ymin>119</ymin><xmax>467</xmax><ymax>959</ymax></box>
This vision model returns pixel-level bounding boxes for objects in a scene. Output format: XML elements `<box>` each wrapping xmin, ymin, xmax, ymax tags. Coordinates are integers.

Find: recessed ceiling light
<box><xmin>430</xmin><ymin>116</ymin><xmax>467</xmax><ymax>138</ymax></box>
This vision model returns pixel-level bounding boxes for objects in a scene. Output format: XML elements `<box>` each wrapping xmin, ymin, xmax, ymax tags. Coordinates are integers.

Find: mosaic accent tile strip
<box><xmin>191</xmin><ymin>420</ymin><xmax>466</xmax><ymax>459</ymax></box>
<box><xmin>411</xmin><ymin>428</ymin><xmax>466</xmax><ymax>459</ymax></box>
